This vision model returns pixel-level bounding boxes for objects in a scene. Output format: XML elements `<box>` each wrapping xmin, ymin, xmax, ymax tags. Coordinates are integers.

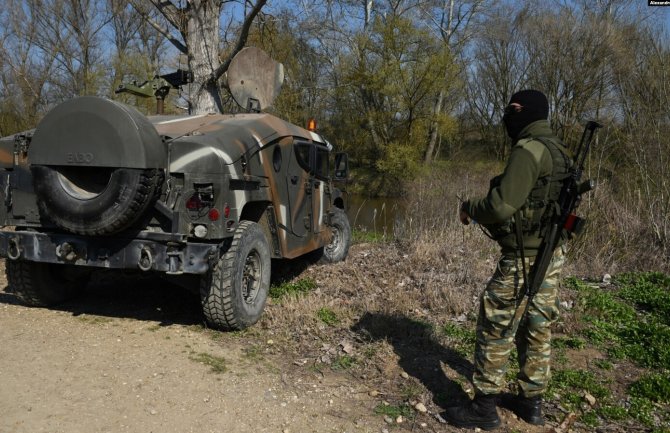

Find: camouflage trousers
<box><xmin>472</xmin><ymin>247</ymin><xmax>565</xmax><ymax>398</ymax></box>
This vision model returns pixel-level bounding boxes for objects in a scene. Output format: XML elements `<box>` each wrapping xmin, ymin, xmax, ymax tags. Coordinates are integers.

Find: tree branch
<box><xmin>210</xmin><ymin>0</ymin><xmax>267</xmax><ymax>82</ymax></box>
<box><xmin>147</xmin><ymin>0</ymin><xmax>183</xmax><ymax>31</ymax></box>
<box><xmin>128</xmin><ymin>0</ymin><xmax>187</xmax><ymax>54</ymax></box>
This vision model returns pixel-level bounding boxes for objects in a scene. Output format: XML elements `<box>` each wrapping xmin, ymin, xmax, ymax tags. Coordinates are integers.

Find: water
<box><xmin>345</xmin><ymin>195</ymin><xmax>404</xmax><ymax>235</ymax></box>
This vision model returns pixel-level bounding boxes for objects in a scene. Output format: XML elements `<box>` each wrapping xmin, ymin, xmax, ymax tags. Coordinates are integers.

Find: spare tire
<box><xmin>32</xmin><ymin>165</ymin><xmax>162</xmax><ymax>235</ymax></box>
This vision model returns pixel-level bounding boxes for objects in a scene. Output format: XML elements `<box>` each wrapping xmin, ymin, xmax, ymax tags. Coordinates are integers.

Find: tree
<box><xmin>420</xmin><ymin>0</ymin><xmax>484</xmax><ymax>162</ymax></box>
<box><xmin>132</xmin><ymin>0</ymin><xmax>268</xmax><ymax>114</ymax></box>
<box><xmin>337</xmin><ymin>12</ymin><xmax>454</xmax><ymax>189</ymax></box>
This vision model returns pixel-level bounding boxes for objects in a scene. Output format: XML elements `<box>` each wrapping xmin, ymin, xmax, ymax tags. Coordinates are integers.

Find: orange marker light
<box><xmin>307</xmin><ymin>118</ymin><xmax>317</xmax><ymax>131</ymax></box>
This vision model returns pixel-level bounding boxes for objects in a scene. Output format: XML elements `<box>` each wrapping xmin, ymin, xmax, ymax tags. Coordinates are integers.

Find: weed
<box><xmin>243</xmin><ymin>345</ymin><xmax>264</xmax><ymax>361</ymax></box>
<box><xmin>630</xmin><ymin>373</ymin><xmax>670</xmax><ymax>404</ymax></box>
<box><xmin>594</xmin><ymin>359</ymin><xmax>612</xmax><ymax>370</ymax></box>
<box><xmin>568</xmin><ymin>275</ymin><xmax>670</xmax><ymax>369</ymax></box>
<box><xmin>316</xmin><ymin>307</ymin><xmax>339</xmax><ymax>326</ymax></box>
<box><xmin>353</xmin><ymin>229</ymin><xmax>387</xmax><ymax>244</ymax></box>
<box><xmin>373</xmin><ymin>403</ymin><xmax>413</xmax><ymax>419</ymax></box>
<box><xmin>331</xmin><ymin>355</ymin><xmax>357</xmax><ymax>370</ymax></box>
<box><xmin>442</xmin><ymin>322</ymin><xmax>476</xmax><ymax>357</ymax></box>
<box><xmin>616</xmin><ymin>272</ymin><xmax>670</xmax><ymax>324</ymax></box>
<box><xmin>549</xmin><ymin>369</ymin><xmax>610</xmax><ymax>411</ymax></box>
<box><xmin>147</xmin><ymin>324</ymin><xmax>161</xmax><ymax>332</ymax></box>
<box><xmin>189</xmin><ymin>353</ymin><xmax>228</xmax><ymax>373</ymax></box>
<box><xmin>552</xmin><ymin>336</ymin><xmax>586</xmax><ymax>349</ymax></box>
<box><xmin>269</xmin><ymin>278</ymin><xmax>317</xmax><ymax>299</ymax></box>
<box><xmin>362</xmin><ymin>345</ymin><xmax>377</xmax><ymax>359</ymax></box>
<box><xmin>581</xmin><ymin>410</ymin><xmax>599</xmax><ymax>427</ymax></box>
<box><xmin>629</xmin><ymin>396</ymin><xmax>656</xmax><ymax>426</ymax></box>
<box><xmin>598</xmin><ymin>404</ymin><xmax>627</xmax><ymax>420</ymax></box>
<box><xmin>399</xmin><ymin>383</ymin><xmax>423</xmax><ymax>400</ymax></box>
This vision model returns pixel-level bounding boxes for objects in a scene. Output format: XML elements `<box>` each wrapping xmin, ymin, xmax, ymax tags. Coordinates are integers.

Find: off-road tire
<box><xmin>6</xmin><ymin>260</ymin><xmax>90</xmax><ymax>306</ymax></box>
<box><xmin>32</xmin><ymin>166</ymin><xmax>162</xmax><ymax>236</ymax></box>
<box><xmin>200</xmin><ymin>221</ymin><xmax>271</xmax><ymax>331</ymax></box>
<box><xmin>317</xmin><ymin>208</ymin><xmax>351</xmax><ymax>264</ymax></box>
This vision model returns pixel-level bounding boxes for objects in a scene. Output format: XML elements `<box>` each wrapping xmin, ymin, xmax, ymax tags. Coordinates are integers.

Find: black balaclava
<box><xmin>502</xmin><ymin>89</ymin><xmax>549</xmax><ymax>139</ymax></box>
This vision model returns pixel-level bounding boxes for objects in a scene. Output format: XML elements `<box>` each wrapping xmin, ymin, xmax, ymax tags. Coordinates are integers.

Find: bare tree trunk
<box><xmin>185</xmin><ymin>0</ymin><xmax>222</xmax><ymax>114</ymax></box>
<box><xmin>424</xmin><ymin>88</ymin><xmax>444</xmax><ymax>163</ymax></box>
<box><xmin>136</xmin><ymin>0</ymin><xmax>267</xmax><ymax>115</ymax></box>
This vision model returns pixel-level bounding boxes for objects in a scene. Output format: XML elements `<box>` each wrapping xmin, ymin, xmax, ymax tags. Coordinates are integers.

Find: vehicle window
<box><xmin>295</xmin><ymin>142</ymin><xmax>311</xmax><ymax>173</ymax></box>
<box><xmin>314</xmin><ymin>145</ymin><xmax>329</xmax><ymax>179</ymax></box>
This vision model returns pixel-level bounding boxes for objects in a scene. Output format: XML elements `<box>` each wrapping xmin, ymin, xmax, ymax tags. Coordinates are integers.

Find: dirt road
<box><xmin>0</xmin><ymin>261</ymin><xmax>380</xmax><ymax>433</ymax></box>
<box><xmin>1</xmin><ymin>245</ymin><xmax>550</xmax><ymax>433</ymax></box>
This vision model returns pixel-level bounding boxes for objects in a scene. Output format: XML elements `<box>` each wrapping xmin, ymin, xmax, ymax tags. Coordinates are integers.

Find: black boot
<box><xmin>501</xmin><ymin>394</ymin><xmax>544</xmax><ymax>425</ymax></box>
<box><xmin>443</xmin><ymin>394</ymin><xmax>501</xmax><ymax>431</ymax></box>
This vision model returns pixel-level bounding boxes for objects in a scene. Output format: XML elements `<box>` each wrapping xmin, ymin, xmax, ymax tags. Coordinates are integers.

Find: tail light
<box><xmin>185</xmin><ymin>184</ymin><xmax>214</xmax><ymax>217</ymax></box>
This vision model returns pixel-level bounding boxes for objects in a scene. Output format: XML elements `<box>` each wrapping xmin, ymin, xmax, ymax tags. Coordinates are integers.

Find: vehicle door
<box><xmin>285</xmin><ymin>140</ymin><xmax>330</xmax><ymax>238</ymax></box>
<box><xmin>285</xmin><ymin>141</ymin><xmax>314</xmax><ymax>237</ymax></box>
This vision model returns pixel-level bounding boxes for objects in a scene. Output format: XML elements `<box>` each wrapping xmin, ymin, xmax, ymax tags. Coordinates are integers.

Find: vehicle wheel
<box><xmin>318</xmin><ymin>208</ymin><xmax>351</xmax><ymax>264</ymax></box>
<box><xmin>31</xmin><ymin>166</ymin><xmax>162</xmax><ymax>235</ymax></box>
<box><xmin>6</xmin><ymin>260</ymin><xmax>90</xmax><ymax>306</ymax></box>
<box><xmin>200</xmin><ymin>221</ymin><xmax>271</xmax><ymax>331</ymax></box>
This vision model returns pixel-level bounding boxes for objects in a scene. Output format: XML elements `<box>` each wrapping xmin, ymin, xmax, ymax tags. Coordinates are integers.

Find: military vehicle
<box><xmin>0</xmin><ymin>47</ymin><xmax>351</xmax><ymax>330</ymax></box>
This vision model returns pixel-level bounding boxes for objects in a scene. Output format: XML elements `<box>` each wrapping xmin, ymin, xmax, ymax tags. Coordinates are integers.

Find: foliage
<box><xmin>331</xmin><ymin>355</ymin><xmax>357</xmax><ymax>371</ymax></box>
<box><xmin>630</xmin><ymin>373</ymin><xmax>670</xmax><ymax>404</ymax></box>
<box><xmin>316</xmin><ymin>307</ymin><xmax>339</xmax><ymax>326</ymax></box>
<box><xmin>442</xmin><ymin>322</ymin><xmax>476</xmax><ymax>357</ymax></box>
<box><xmin>559</xmin><ymin>273</ymin><xmax>670</xmax><ymax>429</ymax></box>
<box><xmin>566</xmin><ymin>275</ymin><xmax>670</xmax><ymax>369</ymax></box>
<box><xmin>269</xmin><ymin>278</ymin><xmax>317</xmax><ymax>300</ymax></box>
<box><xmin>373</xmin><ymin>403</ymin><xmax>413</xmax><ymax>419</ymax></box>
<box><xmin>352</xmin><ymin>229</ymin><xmax>387</xmax><ymax>244</ymax></box>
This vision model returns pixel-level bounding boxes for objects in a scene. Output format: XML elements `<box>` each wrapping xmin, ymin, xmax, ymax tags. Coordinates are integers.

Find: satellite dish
<box><xmin>225</xmin><ymin>47</ymin><xmax>284</xmax><ymax>111</ymax></box>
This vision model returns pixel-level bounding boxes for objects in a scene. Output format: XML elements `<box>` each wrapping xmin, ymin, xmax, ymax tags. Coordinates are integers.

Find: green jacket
<box><xmin>463</xmin><ymin>120</ymin><xmax>567</xmax><ymax>257</ymax></box>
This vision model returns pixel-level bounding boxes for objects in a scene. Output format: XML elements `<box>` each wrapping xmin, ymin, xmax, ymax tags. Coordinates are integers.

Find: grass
<box><xmin>316</xmin><ymin>307</ymin><xmax>339</xmax><ymax>325</ymax></box>
<box><xmin>258</xmin><ymin>167</ymin><xmax>670</xmax><ymax>432</ymax></box>
<box><xmin>442</xmin><ymin>321</ymin><xmax>476</xmax><ymax>357</ymax></box>
<box><xmin>269</xmin><ymin>277</ymin><xmax>317</xmax><ymax>299</ymax></box>
<box><xmin>553</xmin><ymin>273</ymin><xmax>670</xmax><ymax>429</ymax></box>
<box><xmin>552</xmin><ymin>336</ymin><xmax>586</xmax><ymax>350</ymax></box>
<box><xmin>331</xmin><ymin>355</ymin><xmax>357</xmax><ymax>370</ymax></box>
<box><xmin>567</xmin><ymin>274</ymin><xmax>670</xmax><ymax>369</ymax></box>
<box><xmin>352</xmin><ymin>229</ymin><xmax>387</xmax><ymax>244</ymax></box>
<box><xmin>630</xmin><ymin>373</ymin><xmax>670</xmax><ymax>404</ymax></box>
<box><xmin>373</xmin><ymin>403</ymin><xmax>413</xmax><ymax>419</ymax></box>
<box><xmin>189</xmin><ymin>352</ymin><xmax>228</xmax><ymax>373</ymax></box>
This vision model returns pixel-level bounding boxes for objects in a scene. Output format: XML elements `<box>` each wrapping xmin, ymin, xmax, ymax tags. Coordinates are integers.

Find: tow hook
<box><xmin>55</xmin><ymin>242</ymin><xmax>77</xmax><ymax>262</ymax></box>
<box><xmin>7</xmin><ymin>237</ymin><xmax>21</xmax><ymax>260</ymax></box>
<box><xmin>138</xmin><ymin>246</ymin><xmax>154</xmax><ymax>271</ymax></box>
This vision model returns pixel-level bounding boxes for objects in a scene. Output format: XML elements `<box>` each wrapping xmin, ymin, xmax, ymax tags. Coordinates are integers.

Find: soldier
<box><xmin>444</xmin><ymin>90</ymin><xmax>572</xmax><ymax>430</ymax></box>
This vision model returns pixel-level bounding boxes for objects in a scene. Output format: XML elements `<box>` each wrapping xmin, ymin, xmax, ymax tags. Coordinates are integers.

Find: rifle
<box><xmin>517</xmin><ymin>120</ymin><xmax>602</xmax><ymax>322</ymax></box>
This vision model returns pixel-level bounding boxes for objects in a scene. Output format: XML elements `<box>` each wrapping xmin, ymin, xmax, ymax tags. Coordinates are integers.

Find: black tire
<box><xmin>200</xmin><ymin>221</ymin><xmax>271</xmax><ymax>331</ymax></box>
<box><xmin>318</xmin><ymin>208</ymin><xmax>351</xmax><ymax>264</ymax></box>
<box><xmin>31</xmin><ymin>166</ymin><xmax>162</xmax><ymax>235</ymax></box>
<box><xmin>6</xmin><ymin>260</ymin><xmax>90</xmax><ymax>306</ymax></box>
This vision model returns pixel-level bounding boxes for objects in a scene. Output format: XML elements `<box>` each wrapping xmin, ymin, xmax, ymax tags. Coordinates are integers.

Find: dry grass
<box><xmin>253</xmin><ymin>160</ymin><xmax>669</xmax><ymax>431</ymax></box>
<box><xmin>262</xmin><ymin>159</ymin><xmax>669</xmax><ymax>343</ymax></box>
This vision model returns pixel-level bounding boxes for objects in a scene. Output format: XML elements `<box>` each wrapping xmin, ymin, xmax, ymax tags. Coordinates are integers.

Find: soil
<box><xmin>0</xmin><ymin>251</ymin><xmax>563</xmax><ymax>433</ymax></box>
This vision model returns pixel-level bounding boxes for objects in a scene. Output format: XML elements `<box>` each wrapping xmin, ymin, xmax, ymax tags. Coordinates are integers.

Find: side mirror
<box><xmin>334</xmin><ymin>152</ymin><xmax>348</xmax><ymax>180</ymax></box>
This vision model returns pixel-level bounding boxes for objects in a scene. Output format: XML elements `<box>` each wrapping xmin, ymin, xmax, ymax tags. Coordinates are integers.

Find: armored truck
<box><xmin>0</xmin><ymin>66</ymin><xmax>351</xmax><ymax>330</ymax></box>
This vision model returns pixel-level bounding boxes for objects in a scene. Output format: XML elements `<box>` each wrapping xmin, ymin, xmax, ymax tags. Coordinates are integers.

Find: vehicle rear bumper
<box><xmin>0</xmin><ymin>230</ymin><xmax>217</xmax><ymax>275</ymax></box>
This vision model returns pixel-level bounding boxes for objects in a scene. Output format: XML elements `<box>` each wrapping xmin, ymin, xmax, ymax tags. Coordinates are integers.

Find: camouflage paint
<box><xmin>0</xmin><ymin>97</ymin><xmax>342</xmax><ymax>266</ymax></box>
<box><xmin>472</xmin><ymin>248</ymin><xmax>565</xmax><ymax>398</ymax></box>
<box><xmin>153</xmin><ymin>111</ymin><xmax>337</xmax><ymax>259</ymax></box>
